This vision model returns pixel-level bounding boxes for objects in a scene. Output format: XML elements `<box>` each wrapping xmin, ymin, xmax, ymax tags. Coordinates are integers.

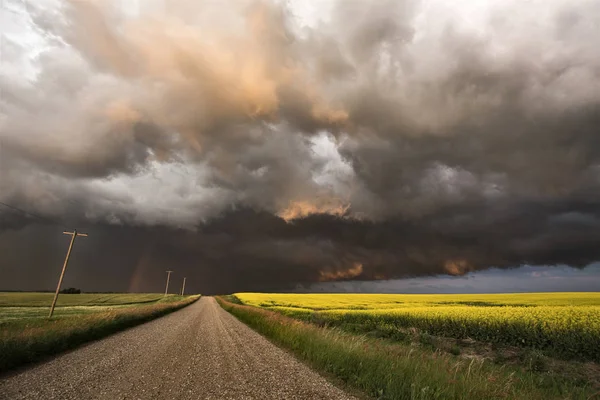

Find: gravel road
<box><xmin>0</xmin><ymin>297</ymin><xmax>357</xmax><ymax>400</ymax></box>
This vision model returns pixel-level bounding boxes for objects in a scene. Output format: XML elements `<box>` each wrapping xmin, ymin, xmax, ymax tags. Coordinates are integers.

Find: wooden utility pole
<box><xmin>164</xmin><ymin>270</ymin><xmax>173</xmax><ymax>296</ymax></box>
<box><xmin>49</xmin><ymin>230</ymin><xmax>88</xmax><ymax>317</ymax></box>
<box><xmin>180</xmin><ymin>277</ymin><xmax>186</xmax><ymax>296</ymax></box>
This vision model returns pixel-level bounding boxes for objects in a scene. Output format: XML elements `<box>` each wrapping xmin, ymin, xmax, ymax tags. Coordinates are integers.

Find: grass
<box><xmin>236</xmin><ymin>293</ymin><xmax>600</xmax><ymax>362</ymax></box>
<box><xmin>0</xmin><ymin>293</ymin><xmax>187</xmax><ymax>321</ymax></box>
<box><xmin>220</xmin><ymin>294</ymin><xmax>600</xmax><ymax>399</ymax></box>
<box><xmin>0</xmin><ymin>292</ymin><xmax>165</xmax><ymax>308</ymax></box>
<box><xmin>0</xmin><ymin>293</ymin><xmax>200</xmax><ymax>374</ymax></box>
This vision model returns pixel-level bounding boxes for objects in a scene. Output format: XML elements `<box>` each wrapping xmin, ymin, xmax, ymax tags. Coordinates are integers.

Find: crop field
<box><xmin>0</xmin><ymin>292</ymin><xmax>200</xmax><ymax>372</ymax></box>
<box><xmin>0</xmin><ymin>292</ymin><xmax>171</xmax><ymax>320</ymax></box>
<box><xmin>0</xmin><ymin>292</ymin><xmax>165</xmax><ymax>307</ymax></box>
<box><xmin>235</xmin><ymin>293</ymin><xmax>600</xmax><ymax>362</ymax></box>
<box><xmin>236</xmin><ymin>292</ymin><xmax>600</xmax><ymax>309</ymax></box>
<box><xmin>221</xmin><ymin>293</ymin><xmax>600</xmax><ymax>399</ymax></box>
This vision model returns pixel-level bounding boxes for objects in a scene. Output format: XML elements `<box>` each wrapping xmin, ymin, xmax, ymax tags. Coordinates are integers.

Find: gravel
<box><xmin>0</xmin><ymin>297</ymin><xmax>357</xmax><ymax>400</ymax></box>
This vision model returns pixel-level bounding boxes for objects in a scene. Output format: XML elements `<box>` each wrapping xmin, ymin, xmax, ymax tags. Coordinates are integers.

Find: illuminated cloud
<box><xmin>319</xmin><ymin>263</ymin><xmax>363</xmax><ymax>282</ymax></box>
<box><xmin>2</xmin><ymin>0</ymin><xmax>600</xmax><ymax>293</ymax></box>
<box><xmin>278</xmin><ymin>200</ymin><xmax>350</xmax><ymax>221</ymax></box>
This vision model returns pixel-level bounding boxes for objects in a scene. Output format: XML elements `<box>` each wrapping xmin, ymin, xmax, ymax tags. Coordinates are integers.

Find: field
<box><xmin>0</xmin><ymin>292</ymin><xmax>200</xmax><ymax>373</ymax></box>
<box><xmin>236</xmin><ymin>292</ymin><xmax>600</xmax><ymax>361</ymax></box>
<box><xmin>0</xmin><ymin>292</ymin><xmax>165</xmax><ymax>308</ymax></box>
<box><xmin>237</xmin><ymin>292</ymin><xmax>600</xmax><ymax>308</ymax></box>
<box><xmin>221</xmin><ymin>293</ymin><xmax>600</xmax><ymax>399</ymax></box>
<box><xmin>0</xmin><ymin>293</ymin><xmax>169</xmax><ymax>320</ymax></box>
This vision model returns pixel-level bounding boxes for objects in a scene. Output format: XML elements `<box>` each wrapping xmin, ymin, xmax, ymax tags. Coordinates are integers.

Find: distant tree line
<box><xmin>59</xmin><ymin>288</ymin><xmax>81</xmax><ymax>294</ymax></box>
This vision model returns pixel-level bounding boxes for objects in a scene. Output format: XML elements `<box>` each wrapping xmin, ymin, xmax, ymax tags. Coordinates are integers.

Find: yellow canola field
<box><xmin>236</xmin><ymin>292</ymin><xmax>600</xmax><ymax>309</ymax></box>
<box><xmin>235</xmin><ymin>292</ymin><xmax>600</xmax><ymax>361</ymax></box>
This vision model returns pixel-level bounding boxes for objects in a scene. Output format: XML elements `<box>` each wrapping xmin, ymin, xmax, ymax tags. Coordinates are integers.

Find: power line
<box><xmin>0</xmin><ymin>197</ymin><xmax>93</xmax><ymax>233</ymax></box>
<box><xmin>0</xmin><ymin>200</ymin><xmax>54</xmax><ymax>222</ymax></box>
<box><xmin>0</xmin><ymin>200</ymin><xmax>72</xmax><ymax>231</ymax></box>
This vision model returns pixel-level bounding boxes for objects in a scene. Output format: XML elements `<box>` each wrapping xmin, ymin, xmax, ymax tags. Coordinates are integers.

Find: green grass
<box><xmin>0</xmin><ymin>293</ymin><xmax>192</xmax><ymax>321</ymax></box>
<box><xmin>0</xmin><ymin>293</ymin><xmax>200</xmax><ymax>373</ymax></box>
<box><xmin>217</xmin><ymin>296</ymin><xmax>597</xmax><ymax>400</ymax></box>
<box><xmin>0</xmin><ymin>292</ymin><xmax>165</xmax><ymax>307</ymax></box>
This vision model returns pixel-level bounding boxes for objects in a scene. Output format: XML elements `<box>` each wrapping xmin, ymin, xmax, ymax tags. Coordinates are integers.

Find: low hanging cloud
<box><xmin>1</xmin><ymin>0</ymin><xmax>600</xmax><ymax>293</ymax></box>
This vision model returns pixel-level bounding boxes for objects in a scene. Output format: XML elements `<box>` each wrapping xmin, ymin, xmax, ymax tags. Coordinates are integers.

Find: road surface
<box><xmin>0</xmin><ymin>297</ymin><xmax>357</xmax><ymax>400</ymax></box>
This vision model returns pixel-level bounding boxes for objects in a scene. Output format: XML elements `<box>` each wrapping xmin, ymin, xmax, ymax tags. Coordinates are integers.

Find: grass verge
<box><xmin>216</xmin><ymin>296</ymin><xmax>597</xmax><ymax>400</ymax></box>
<box><xmin>0</xmin><ymin>295</ymin><xmax>200</xmax><ymax>374</ymax></box>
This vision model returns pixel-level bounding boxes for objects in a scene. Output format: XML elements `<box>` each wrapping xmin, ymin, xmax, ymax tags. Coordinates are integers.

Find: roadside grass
<box><xmin>0</xmin><ymin>294</ymin><xmax>200</xmax><ymax>374</ymax></box>
<box><xmin>217</xmin><ymin>296</ymin><xmax>597</xmax><ymax>400</ymax></box>
<box><xmin>322</xmin><ymin>318</ymin><xmax>600</xmax><ymax>391</ymax></box>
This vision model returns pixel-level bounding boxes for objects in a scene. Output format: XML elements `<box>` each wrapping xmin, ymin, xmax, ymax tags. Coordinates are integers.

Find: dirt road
<box><xmin>0</xmin><ymin>297</ymin><xmax>356</xmax><ymax>400</ymax></box>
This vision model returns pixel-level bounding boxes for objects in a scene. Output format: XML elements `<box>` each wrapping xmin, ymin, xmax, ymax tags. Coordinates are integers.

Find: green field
<box><xmin>0</xmin><ymin>292</ymin><xmax>176</xmax><ymax>320</ymax></box>
<box><xmin>221</xmin><ymin>293</ymin><xmax>600</xmax><ymax>399</ymax></box>
<box><xmin>0</xmin><ymin>292</ymin><xmax>200</xmax><ymax>373</ymax></box>
<box><xmin>0</xmin><ymin>292</ymin><xmax>165</xmax><ymax>308</ymax></box>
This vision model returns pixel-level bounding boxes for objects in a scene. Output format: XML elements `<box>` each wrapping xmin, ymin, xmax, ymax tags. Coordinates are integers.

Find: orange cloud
<box><xmin>443</xmin><ymin>259</ymin><xmax>473</xmax><ymax>276</ymax></box>
<box><xmin>104</xmin><ymin>100</ymin><xmax>141</xmax><ymax>123</ymax></box>
<box><xmin>319</xmin><ymin>262</ymin><xmax>364</xmax><ymax>281</ymax></box>
<box><xmin>278</xmin><ymin>200</ymin><xmax>350</xmax><ymax>221</ymax></box>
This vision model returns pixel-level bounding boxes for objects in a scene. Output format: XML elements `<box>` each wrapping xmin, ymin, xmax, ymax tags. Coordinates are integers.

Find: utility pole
<box><xmin>180</xmin><ymin>277</ymin><xmax>186</xmax><ymax>296</ymax></box>
<box><xmin>164</xmin><ymin>270</ymin><xmax>173</xmax><ymax>296</ymax></box>
<box><xmin>49</xmin><ymin>230</ymin><xmax>88</xmax><ymax>317</ymax></box>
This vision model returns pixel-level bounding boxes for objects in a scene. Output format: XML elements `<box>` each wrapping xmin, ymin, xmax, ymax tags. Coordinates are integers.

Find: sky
<box><xmin>1</xmin><ymin>0</ymin><xmax>600</xmax><ymax>295</ymax></box>
<box><xmin>304</xmin><ymin>264</ymin><xmax>600</xmax><ymax>294</ymax></box>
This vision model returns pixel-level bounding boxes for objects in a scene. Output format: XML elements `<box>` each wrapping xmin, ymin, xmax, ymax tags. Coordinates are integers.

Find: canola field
<box><xmin>235</xmin><ymin>293</ymin><xmax>600</xmax><ymax>361</ymax></box>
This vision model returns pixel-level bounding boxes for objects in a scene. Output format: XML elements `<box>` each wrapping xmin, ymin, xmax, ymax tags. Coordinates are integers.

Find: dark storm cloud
<box><xmin>3</xmin><ymin>198</ymin><xmax>600</xmax><ymax>294</ymax></box>
<box><xmin>2</xmin><ymin>0</ymin><xmax>600</xmax><ymax>292</ymax></box>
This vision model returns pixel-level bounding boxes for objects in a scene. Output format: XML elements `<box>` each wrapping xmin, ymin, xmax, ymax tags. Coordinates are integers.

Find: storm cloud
<box><xmin>1</xmin><ymin>0</ymin><xmax>600</xmax><ymax>293</ymax></box>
